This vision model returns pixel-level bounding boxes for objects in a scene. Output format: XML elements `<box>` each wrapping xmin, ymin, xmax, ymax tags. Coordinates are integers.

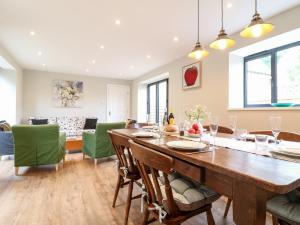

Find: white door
<box><xmin>107</xmin><ymin>84</ymin><xmax>130</xmax><ymax>122</ymax></box>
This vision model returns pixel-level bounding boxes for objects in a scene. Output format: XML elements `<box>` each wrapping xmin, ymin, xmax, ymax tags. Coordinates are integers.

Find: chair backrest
<box><xmin>108</xmin><ymin>131</ymin><xmax>137</xmax><ymax>174</ymax></box>
<box><xmin>129</xmin><ymin>140</ymin><xmax>180</xmax><ymax>216</ymax></box>
<box><xmin>12</xmin><ymin>125</ymin><xmax>60</xmax><ymax>165</ymax></box>
<box><xmin>94</xmin><ymin>122</ymin><xmax>126</xmax><ymax>157</ymax></box>
<box><xmin>250</xmin><ymin>130</ymin><xmax>300</xmax><ymax>142</ymax></box>
<box><xmin>203</xmin><ymin>125</ymin><xmax>233</xmax><ymax>134</ymax></box>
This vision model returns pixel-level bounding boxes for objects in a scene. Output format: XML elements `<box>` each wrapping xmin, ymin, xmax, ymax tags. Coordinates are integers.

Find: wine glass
<box><xmin>209</xmin><ymin>115</ymin><xmax>219</xmax><ymax>150</ymax></box>
<box><xmin>229</xmin><ymin>115</ymin><xmax>237</xmax><ymax>137</ymax></box>
<box><xmin>270</xmin><ymin>116</ymin><xmax>281</xmax><ymax>145</ymax></box>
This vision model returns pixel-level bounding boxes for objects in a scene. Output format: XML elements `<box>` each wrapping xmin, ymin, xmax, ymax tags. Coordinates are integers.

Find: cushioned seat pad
<box><xmin>267</xmin><ymin>194</ymin><xmax>300</xmax><ymax>223</ymax></box>
<box><xmin>158</xmin><ymin>172</ymin><xmax>220</xmax><ymax>212</ymax></box>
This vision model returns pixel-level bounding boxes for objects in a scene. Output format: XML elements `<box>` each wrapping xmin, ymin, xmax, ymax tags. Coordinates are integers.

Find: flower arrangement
<box><xmin>185</xmin><ymin>104</ymin><xmax>208</xmax><ymax>122</ymax></box>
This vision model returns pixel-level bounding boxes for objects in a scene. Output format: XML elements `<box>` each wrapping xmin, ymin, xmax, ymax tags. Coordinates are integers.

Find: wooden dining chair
<box><xmin>108</xmin><ymin>131</ymin><xmax>142</xmax><ymax>225</ymax></box>
<box><xmin>203</xmin><ymin>125</ymin><xmax>233</xmax><ymax>134</ymax></box>
<box><xmin>204</xmin><ymin>125</ymin><xmax>233</xmax><ymax>218</ymax></box>
<box><xmin>250</xmin><ymin>130</ymin><xmax>300</xmax><ymax>225</ymax></box>
<box><xmin>129</xmin><ymin>139</ymin><xmax>220</xmax><ymax>225</ymax></box>
<box><xmin>250</xmin><ymin>130</ymin><xmax>300</xmax><ymax>142</ymax></box>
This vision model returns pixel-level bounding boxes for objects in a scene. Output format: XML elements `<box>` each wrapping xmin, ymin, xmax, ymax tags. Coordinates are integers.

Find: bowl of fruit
<box><xmin>187</xmin><ymin>123</ymin><xmax>203</xmax><ymax>138</ymax></box>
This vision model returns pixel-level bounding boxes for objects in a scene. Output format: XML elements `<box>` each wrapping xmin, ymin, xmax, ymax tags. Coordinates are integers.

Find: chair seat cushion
<box><xmin>267</xmin><ymin>194</ymin><xmax>300</xmax><ymax>223</ymax></box>
<box><xmin>158</xmin><ymin>172</ymin><xmax>220</xmax><ymax>212</ymax></box>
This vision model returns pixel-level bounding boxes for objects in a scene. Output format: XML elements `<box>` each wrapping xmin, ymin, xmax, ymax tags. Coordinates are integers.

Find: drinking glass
<box><xmin>209</xmin><ymin>115</ymin><xmax>219</xmax><ymax>150</ymax></box>
<box><xmin>179</xmin><ymin>122</ymin><xmax>185</xmax><ymax>136</ymax></box>
<box><xmin>146</xmin><ymin>114</ymin><xmax>150</xmax><ymax>124</ymax></box>
<box><xmin>229</xmin><ymin>115</ymin><xmax>237</xmax><ymax>137</ymax></box>
<box><xmin>270</xmin><ymin>116</ymin><xmax>281</xmax><ymax>144</ymax></box>
<box><xmin>255</xmin><ymin>135</ymin><xmax>269</xmax><ymax>151</ymax></box>
<box><xmin>235</xmin><ymin>128</ymin><xmax>248</xmax><ymax>141</ymax></box>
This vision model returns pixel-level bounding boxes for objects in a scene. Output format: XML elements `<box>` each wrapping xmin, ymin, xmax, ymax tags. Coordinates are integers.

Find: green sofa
<box><xmin>12</xmin><ymin>124</ymin><xmax>66</xmax><ymax>175</ymax></box>
<box><xmin>82</xmin><ymin>122</ymin><xmax>126</xmax><ymax>165</ymax></box>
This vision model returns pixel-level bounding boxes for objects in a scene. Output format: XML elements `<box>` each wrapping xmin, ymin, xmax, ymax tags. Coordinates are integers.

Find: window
<box><xmin>244</xmin><ymin>41</ymin><xmax>300</xmax><ymax>107</ymax></box>
<box><xmin>147</xmin><ymin>79</ymin><xmax>168</xmax><ymax>124</ymax></box>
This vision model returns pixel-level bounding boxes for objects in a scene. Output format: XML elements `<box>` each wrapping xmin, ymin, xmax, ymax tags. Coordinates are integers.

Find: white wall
<box><xmin>0</xmin><ymin>69</ymin><xmax>16</xmax><ymax>124</ymax></box>
<box><xmin>0</xmin><ymin>43</ymin><xmax>23</xmax><ymax>124</ymax></box>
<box><xmin>132</xmin><ymin>6</ymin><xmax>300</xmax><ymax>133</ymax></box>
<box><xmin>23</xmin><ymin>70</ymin><xmax>131</xmax><ymax>122</ymax></box>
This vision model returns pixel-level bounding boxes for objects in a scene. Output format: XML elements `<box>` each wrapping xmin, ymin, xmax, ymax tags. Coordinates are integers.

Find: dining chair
<box><xmin>108</xmin><ymin>131</ymin><xmax>142</xmax><ymax>225</ymax></box>
<box><xmin>204</xmin><ymin>124</ymin><xmax>233</xmax><ymax>218</ymax></box>
<box><xmin>261</xmin><ymin>131</ymin><xmax>300</xmax><ymax>225</ymax></box>
<box><xmin>203</xmin><ymin>125</ymin><xmax>233</xmax><ymax>134</ymax></box>
<box><xmin>250</xmin><ymin>130</ymin><xmax>300</xmax><ymax>142</ymax></box>
<box><xmin>129</xmin><ymin>139</ymin><xmax>220</xmax><ymax>225</ymax></box>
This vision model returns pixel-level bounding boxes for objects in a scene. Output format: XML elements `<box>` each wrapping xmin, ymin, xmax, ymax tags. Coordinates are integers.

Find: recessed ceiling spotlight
<box><xmin>37</xmin><ymin>51</ymin><xmax>42</xmax><ymax>56</ymax></box>
<box><xmin>92</xmin><ymin>60</ymin><xmax>96</xmax><ymax>64</ymax></box>
<box><xmin>99</xmin><ymin>45</ymin><xmax>104</xmax><ymax>49</ymax></box>
<box><xmin>146</xmin><ymin>54</ymin><xmax>151</xmax><ymax>59</ymax></box>
<box><xmin>30</xmin><ymin>30</ymin><xmax>35</xmax><ymax>36</ymax></box>
<box><xmin>42</xmin><ymin>63</ymin><xmax>46</xmax><ymax>67</ymax></box>
<box><xmin>227</xmin><ymin>2</ymin><xmax>233</xmax><ymax>8</ymax></box>
<box><xmin>173</xmin><ymin>36</ymin><xmax>179</xmax><ymax>42</ymax></box>
<box><xmin>119</xmin><ymin>73</ymin><xmax>123</xmax><ymax>76</ymax></box>
<box><xmin>115</xmin><ymin>19</ymin><xmax>121</xmax><ymax>25</ymax></box>
<box><xmin>130</xmin><ymin>65</ymin><xmax>135</xmax><ymax>69</ymax></box>
<box><xmin>85</xmin><ymin>68</ymin><xmax>90</xmax><ymax>73</ymax></box>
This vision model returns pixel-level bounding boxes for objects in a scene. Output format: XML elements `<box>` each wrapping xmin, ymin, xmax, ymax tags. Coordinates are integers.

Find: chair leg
<box><xmin>224</xmin><ymin>198</ymin><xmax>232</xmax><ymax>218</ymax></box>
<box><xmin>94</xmin><ymin>158</ymin><xmax>98</xmax><ymax>166</ymax></box>
<box><xmin>272</xmin><ymin>216</ymin><xmax>279</xmax><ymax>225</ymax></box>
<box><xmin>82</xmin><ymin>153</ymin><xmax>85</xmax><ymax>160</ymax></box>
<box><xmin>142</xmin><ymin>202</ymin><xmax>150</xmax><ymax>225</ymax></box>
<box><xmin>15</xmin><ymin>167</ymin><xmax>19</xmax><ymax>176</ymax></box>
<box><xmin>206</xmin><ymin>209</ymin><xmax>216</xmax><ymax>225</ymax></box>
<box><xmin>112</xmin><ymin>175</ymin><xmax>122</xmax><ymax>208</ymax></box>
<box><xmin>124</xmin><ymin>179</ymin><xmax>134</xmax><ymax>225</ymax></box>
<box><xmin>55</xmin><ymin>164</ymin><xmax>59</xmax><ymax>172</ymax></box>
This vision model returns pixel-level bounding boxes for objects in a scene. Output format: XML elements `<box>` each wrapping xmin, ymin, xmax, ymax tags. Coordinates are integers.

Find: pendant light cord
<box><xmin>255</xmin><ymin>0</ymin><xmax>258</xmax><ymax>14</ymax></box>
<box><xmin>221</xmin><ymin>0</ymin><xmax>224</xmax><ymax>29</ymax></box>
<box><xmin>197</xmin><ymin>0</ymin><xmax>199</xmax><ymax>43</ymax></box>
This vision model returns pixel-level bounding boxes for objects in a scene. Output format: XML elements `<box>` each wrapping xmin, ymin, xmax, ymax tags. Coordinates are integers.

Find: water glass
<box><xmin>270</xmin><ymin>116</ymin><xmax>281</xmax><ymax>144</ymax></box>
<box><xmin>229</xmin><ymin>115</ymin><xmax>237</xmax><ymax>136</ymax></box>
<box><xmin>236</xmin><ymin>128</ymin><xmax>248</xmax><ymax>141</ymax></box>
<box><xmin>179</xmin><ymin>122</ymin><xmax>185</xmax><ymax>136</ymax></box>
<box><xmin>255</xmin><ymin>135</ymin><xmax>269</xmax><ymax>151</ymax></box>
<box><xmin>209</xmin><ymin>115</ymin><xmax>219</xmax><ymax>150</ymax></box>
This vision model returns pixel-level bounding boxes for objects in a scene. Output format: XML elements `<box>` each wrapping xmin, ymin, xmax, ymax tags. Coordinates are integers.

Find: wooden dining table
<box><xmin>112</xmin><ymin>128</ymin><xmax>300</xmax><ymax>225</ymax></box>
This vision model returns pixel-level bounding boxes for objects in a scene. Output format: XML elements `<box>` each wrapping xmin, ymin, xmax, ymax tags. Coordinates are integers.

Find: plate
<box><xmin>270</xmin><ymin>149</ymin><xmax>300</xmax><ymax>158</ymax></box>
<box><xmin>187</xmin><ymin>133</ymin><xmax>201</xmax><ymax>138</ymax></box>
<box><xmin>132</xmin><ymin>132</ymin><xmax>155</xmax><ymax>138</ymax></box>
<box><xmin>278</xmin><ymin>148</ymin><xmax>300</xmax><ymax>156</ymax></box>
<box><xmin>163</xmin><ymin>131</ymin><xmax>179</xmax><ymax>136</ymax></box>
<box><xmin>166</xmin><ymin>141</ymin><xmax>206</xmax><ymax>151</ymax></box>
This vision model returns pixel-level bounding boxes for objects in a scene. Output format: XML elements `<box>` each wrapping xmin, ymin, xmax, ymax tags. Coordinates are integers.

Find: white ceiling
<box><xmin>0</xmin><ymin>0</ymin><xmax>300</xmax><ymax>80</ymax></box>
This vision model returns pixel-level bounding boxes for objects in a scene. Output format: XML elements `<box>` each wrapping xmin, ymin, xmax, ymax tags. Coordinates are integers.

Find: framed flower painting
<box><xmin>182</xmin><ymin>62</ymin><xmax>202</xmax><ymax>90</ymax></box>
<box><xmin>52</xmin><ymin>80</ymin><xmax>84</xmax><ymax>108</ymax></box>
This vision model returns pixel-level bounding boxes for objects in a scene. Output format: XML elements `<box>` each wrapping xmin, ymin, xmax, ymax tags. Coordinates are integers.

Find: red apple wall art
<box><xmin>182</xmin><ymin>62</ymin><xmax>201</xmax><ymax>90</ymax></box>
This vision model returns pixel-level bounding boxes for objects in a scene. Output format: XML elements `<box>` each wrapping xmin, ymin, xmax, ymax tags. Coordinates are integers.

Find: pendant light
<box><xmin>209</xmin><ymin>0</ymin><xmax>235</xmax><ymax>50</ymax></box>
<box><xmin>188</xmin><ymin>0</ymin><xmax>209</xmax><ymax>60</ymax></box>
<box><xmin>240</xmin><ymin>0</ymin><xmax>274</xmax><ymax>38</ymax></box>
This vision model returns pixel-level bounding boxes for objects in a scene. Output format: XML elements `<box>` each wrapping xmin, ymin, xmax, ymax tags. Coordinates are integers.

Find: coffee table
<box><xmin>66</xmin><ymin>136</ymin><xmax>83</xmax><ymax>152</ymax></box>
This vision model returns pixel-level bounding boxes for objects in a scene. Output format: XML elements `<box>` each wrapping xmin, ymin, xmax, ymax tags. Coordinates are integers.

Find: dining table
<box><xmin>112</xmin><ymin>128</ymin><xmax>300</xmax><ymax>225</ymax></box>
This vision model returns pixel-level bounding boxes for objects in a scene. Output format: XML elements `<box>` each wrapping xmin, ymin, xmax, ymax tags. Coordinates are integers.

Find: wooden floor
<box><xmin>0</xmin><ymin>154</ymin><xmax>272</xmax><ymax>225</ymax></box>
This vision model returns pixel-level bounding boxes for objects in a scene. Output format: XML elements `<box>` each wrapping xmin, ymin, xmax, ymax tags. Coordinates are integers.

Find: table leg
<box><xmin>233</xmin><ymin>180</ymin><xmax>273</xmax><ymax>225</ymax></box>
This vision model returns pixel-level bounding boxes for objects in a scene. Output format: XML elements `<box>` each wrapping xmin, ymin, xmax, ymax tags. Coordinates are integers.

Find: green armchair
<box><xmin>12</xmin><ymin>124</ymin><xmax>66</xmax><ymax>175</ymax></box>
<box><xmin>82</xmin><ymin>122</ymin><xmax>126</xmax><ymax>165</ymax></box>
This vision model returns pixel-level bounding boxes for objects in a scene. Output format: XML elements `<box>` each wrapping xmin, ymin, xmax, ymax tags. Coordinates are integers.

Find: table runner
<box><xmin>171</xmin><ymin>133</ymin><xmax>300</xmax><ymax>163</ymax></box>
